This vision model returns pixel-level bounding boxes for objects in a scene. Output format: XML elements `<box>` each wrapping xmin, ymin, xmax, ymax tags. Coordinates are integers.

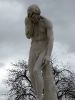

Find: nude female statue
<box><xmin>25</xmin><ymin>4</ymin><xmax>58</xmax><ymax>100</ymax></box>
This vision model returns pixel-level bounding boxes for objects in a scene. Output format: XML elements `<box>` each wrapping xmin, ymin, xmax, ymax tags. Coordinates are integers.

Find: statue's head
<box><xmin>27</xmin><ymin>4</ymin><xmax>41</xmax><ymax>24</ymax></box>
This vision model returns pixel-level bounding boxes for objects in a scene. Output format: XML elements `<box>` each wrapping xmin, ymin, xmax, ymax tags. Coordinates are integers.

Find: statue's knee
<box><xmin>33</xmin><ymin>68</ymin><xmax>39</xmax><ymax>76</ymax></box>
<box><xmin>29</xmin><ymin>71</ymin><xmax>34</xmax><ymax>78</ymax></box>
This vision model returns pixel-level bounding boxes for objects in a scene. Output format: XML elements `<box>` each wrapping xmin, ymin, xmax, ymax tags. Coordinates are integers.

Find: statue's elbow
<box><xmin>26</xmin><ymin>32</ymin><xmax>31</xmax><ymax>39</ymax></box>
<box><xmin>26</xmin><ymin>34</ymin><xmax>31</xmax><ymax>39</ymax></box>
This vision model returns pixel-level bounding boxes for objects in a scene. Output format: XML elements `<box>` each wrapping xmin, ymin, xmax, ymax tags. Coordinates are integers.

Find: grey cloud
<box><xmin>0</xmin><ymin>0</ymin><xmax>30</xmax><ymax>61</ymax></box>
<box><xmin>0</xmin><ymin>62</ymin><xmax>5</xmax><ymax>68</ymax></box>
<box><xmin>0</xmin><ymin>1</ymin><xmax>75</xmax><ymax>100</ymax></box>
<box><xmin>14</xmin><ymin>0</ymin><xmax>75</xmax><ymax>52</ymax></box>
<box><xmin>0</xmin><ymin>1</ymin><xmax>75</xmax><ymax>98</ymax></box>
<box><xmin>0</xmin><ymin>0</ymin><xmax>75</xmax><ymax>63</ymax></box>
<box><xmin>0</xmin><ymin>83</ymin><xmax>8</xmax><ymax>100</ymax></box>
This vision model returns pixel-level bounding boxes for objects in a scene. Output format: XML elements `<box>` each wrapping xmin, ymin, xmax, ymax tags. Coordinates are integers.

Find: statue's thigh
<box><xmin>34</xmin><ymin>50</ymin><xmax>46</xmax><ymax>71</ymax></box>
<box><xmin>28</xmin><ymin>49</ymin><xmax>38</xmax><ymax>73</ymax></box>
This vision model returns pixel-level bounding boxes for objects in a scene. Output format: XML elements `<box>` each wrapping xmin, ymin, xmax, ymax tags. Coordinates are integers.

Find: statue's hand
<box><xmin>43</xmin><ymin>56</ymin><xmax>50</xmax><ymax>66</ymax></box>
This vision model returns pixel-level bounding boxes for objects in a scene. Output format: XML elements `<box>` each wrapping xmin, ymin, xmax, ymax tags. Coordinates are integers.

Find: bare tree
<box><xmin>7</xmin><ymin>60</ymin><xmax>75</xmax><ymax>100</ymax></box>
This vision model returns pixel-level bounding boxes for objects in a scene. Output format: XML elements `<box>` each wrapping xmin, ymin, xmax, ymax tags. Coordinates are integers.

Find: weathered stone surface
<box><xmin>25</xmin><ymin>4</ymin><xmax>58</xmax><ymax>100</ymax></box>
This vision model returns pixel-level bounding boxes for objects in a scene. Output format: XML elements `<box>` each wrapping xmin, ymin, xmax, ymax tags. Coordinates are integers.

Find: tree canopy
<box><xmin>7</xmin><ymin>60</ymin><xmax>75</xmax><ymax>100</ymax></box>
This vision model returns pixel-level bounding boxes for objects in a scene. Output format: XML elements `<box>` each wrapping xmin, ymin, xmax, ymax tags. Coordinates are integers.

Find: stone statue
<box><xmin>25</xmin><ymin>4</ymin><xmax>58</xmax><ymax>100</ymax></box>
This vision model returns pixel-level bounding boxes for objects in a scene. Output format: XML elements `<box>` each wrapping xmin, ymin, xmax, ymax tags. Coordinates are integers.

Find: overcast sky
<box><xmin>0</xmin><ymin>0</ymin><xmax>75</xmax><ymax>99</ymax></box>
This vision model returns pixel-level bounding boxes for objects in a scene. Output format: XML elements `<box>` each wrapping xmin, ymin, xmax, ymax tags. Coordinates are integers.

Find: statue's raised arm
<box><xmin>25</xmin><ymin>17</ymin><xmax>34</xmax><ymax>39</ymax></box>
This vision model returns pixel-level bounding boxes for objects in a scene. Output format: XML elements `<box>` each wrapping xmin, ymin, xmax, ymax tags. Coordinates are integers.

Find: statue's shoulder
<box><xmin>40</xmin><ymin>16</ymin><xmax>53</xmax><ymax>29</ymax></box>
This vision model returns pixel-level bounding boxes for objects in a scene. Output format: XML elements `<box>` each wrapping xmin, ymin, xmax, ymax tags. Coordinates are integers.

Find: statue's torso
<box><xmin>31</xmin><ymin>18</ymin><xmax>48</xmax><ymax>55</ymax></box>
<box><xmin>32</xmin><ymin>18</ymin><xmax>47</xmax><ymax>42</ymax></box>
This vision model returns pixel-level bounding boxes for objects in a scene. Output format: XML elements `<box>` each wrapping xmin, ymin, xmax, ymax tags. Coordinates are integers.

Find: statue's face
<box><xmin>29</xmin><ymin>12</ymin><xmax>40</xmax><ymax>24</ymax></box>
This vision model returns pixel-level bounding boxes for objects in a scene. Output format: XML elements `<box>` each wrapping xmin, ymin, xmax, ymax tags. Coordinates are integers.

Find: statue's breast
<box><xmin>33</xmin><ymin>21</ymin><xmax>47</xmax><ymax>41</ymax></box>
<box><xmin>31</xmin><ymin>20</ymin><xmax>48</xmax><ymax>52</ymax></box>
<box><xmin>39</xmin><ymin>22</ymin><xmax>46</xmax><ymax>33</ymax></box>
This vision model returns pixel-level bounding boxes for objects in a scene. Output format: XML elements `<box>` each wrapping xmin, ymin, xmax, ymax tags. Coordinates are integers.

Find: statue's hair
<box><xmin>27</xmin><ymin>4</ymin><xmax>41</xmax><ymax>17</ymax></box>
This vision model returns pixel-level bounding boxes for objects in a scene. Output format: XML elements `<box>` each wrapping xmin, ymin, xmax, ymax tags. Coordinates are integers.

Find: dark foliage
<box><xmin>7</xmin><ymin>60</ymin><xmax>75</xmax><ymax>100</ymax></box>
